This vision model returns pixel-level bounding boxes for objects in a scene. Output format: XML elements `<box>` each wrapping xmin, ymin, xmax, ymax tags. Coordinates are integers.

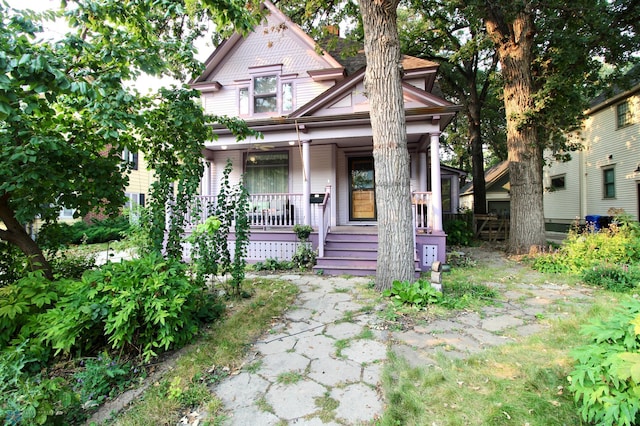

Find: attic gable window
<box><xmin>254</xmin><ymin>75</ymin><xmax>277</xmax><ymax>112</ymax></box>
<box><xmin>238</xmin><ymin>65</ymin><xmax>296</xmax><ymax>116</ymax></box>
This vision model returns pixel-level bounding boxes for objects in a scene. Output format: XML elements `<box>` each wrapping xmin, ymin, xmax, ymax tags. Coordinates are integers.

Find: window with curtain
<box><xmin>244</xmin><ymin>151</ymin><xmax>289</xmax><ymax>194</ymax></box>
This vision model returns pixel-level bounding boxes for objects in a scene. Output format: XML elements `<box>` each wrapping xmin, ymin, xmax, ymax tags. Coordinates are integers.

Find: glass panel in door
<box><xmin>349</xmin><ymin>157</ymin><xmax>376</xmax><ymax>220</ymax></box>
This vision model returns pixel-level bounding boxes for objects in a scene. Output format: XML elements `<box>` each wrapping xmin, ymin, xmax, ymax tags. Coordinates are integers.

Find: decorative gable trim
<box><xmin>289</xmin><ymin>68</ymin><xmax>455</xmax><ymax>118</ymax></box>
<box><xmin>190</xmin><ymin>81</ymin><xmax>222</xmax><ymax>93</ymax></box>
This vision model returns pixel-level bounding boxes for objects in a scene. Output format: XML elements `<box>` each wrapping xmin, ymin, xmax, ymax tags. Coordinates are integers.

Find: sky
<box><xmin>5</xmin><ymin>0</ymin><xmax>213</xmax><ymax>93</ymax></box>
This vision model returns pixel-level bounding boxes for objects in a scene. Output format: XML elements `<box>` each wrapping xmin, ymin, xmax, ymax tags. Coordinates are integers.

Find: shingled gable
<box><xmin>189</xmin><ymin>0</ymin><xmax>344</xmax><ymax>90</ymax></box>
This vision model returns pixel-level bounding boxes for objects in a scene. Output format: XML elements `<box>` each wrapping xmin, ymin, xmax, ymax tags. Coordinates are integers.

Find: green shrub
<box><xmin>38</xmin><ymin>253</ymin><xmax>223</xmax><ymax>362</ymax></box>
<box><xmin>73</xmin><ymin>353</ymin><xmax>142</xmax><ymax>408</ymax></box>
<box><xmin>0</xmin><ymin>241</ymin><xmax>27</xmax><ymax>287</ymax></box>
<box><xmin>253</xmin><ymin>258</ymin><xmax>293</xmax><ymax>271</ymax></box>
<box><xmin>49</xmin><ymin>253</ymin><xmax>95</xmax><ymax>279</ymax></box>
<box><xmin>568</xmin><ymin>299</ymin><xmax>640</xmax><ymax>426</ymax></box>
<box><xmin>444</xmin><ymin>218</ymin><xmax>474</xmax><ymax>246</ymax></box>
<box><xmin>291</xmin><ymin>243</ymin><xmax>317</xmax><ymax>271</ymax></box>
<box><xmin>0</xmin><ymin>271</ymin><xmax>60</xmax><ymax>351</ymax></box>
<box><xmin>0</xmin><ymin>342</ymin><xmax>80</xmax><ymax>426</ymax></box>
<box><xmin>582</xmin><ymin>264</ymin><xmax>640</xmax><ymax>292</ymax></box>
<box><xmin>383</xmin><ymin>279</ymin><xmax>443</xmax><ymax>308</ymax></box>
<box><xmin>37</xmin><ymin>216</ymin><xmax>131</xmax><ymax>249</ymax></box>
<box><xmin>533</xmin><ymin>214</ymin><xmax>640</xmax><ymax>275</ymax></box>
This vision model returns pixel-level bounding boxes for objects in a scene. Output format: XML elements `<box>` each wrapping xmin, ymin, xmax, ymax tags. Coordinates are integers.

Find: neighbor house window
<box><xmin>58</xmin><ymin>207</ymin><xmax>75</xmax><ymax>219</ymax></box>
<box><xmin>244</xmin><ymin>152</ymin><xmax>289</xmax><ymax>194</ymax></box>
<box><xmin>617</xmin><ymin>100</ymin><xmax>632</xmax><ymax>128</ymax></box>
<box><xmin>603</xmin><ymin>167</ymin><xmax>615</xmax><ymax>199</ymax></box>
<box><xmin>441</xmin><ymin>177</ymin><xmax>452</xmax><ymax>213</ymax></box>
<box><xmin>122</xmin><ymin>148</ymin><xmax>138</xmax><ymax>170</ymax></box>
<box><xmin>550</xmin><ymin>174</ymin><xmax>566</xmax><ymax>191</ymax></box>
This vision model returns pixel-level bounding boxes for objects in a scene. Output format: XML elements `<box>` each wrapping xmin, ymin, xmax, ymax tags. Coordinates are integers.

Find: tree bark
<box><xmin>359</xmin><ymin>0</ymin><xmax>414</xmax><ymax>290</ymax></box>
<box><xmin>485</xmin><ymin>8</ymin><xmax>546</xmax><ymax>254</ymax></box>
<box><xmin>0</xmin><ymin>193</ymin><xmax>53</xmax><ymax>280</ymax></box>
<box><xmin>467</xmin><ymin>102</ymin><xmax>487</xmax><ymax>215</ymax></box>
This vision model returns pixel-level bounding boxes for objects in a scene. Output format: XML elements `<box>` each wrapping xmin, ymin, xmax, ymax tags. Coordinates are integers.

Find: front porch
<box><xmin>187</xmin><ymin>190</ymin><xmax>446</xmax><ymax>275</ymax></box>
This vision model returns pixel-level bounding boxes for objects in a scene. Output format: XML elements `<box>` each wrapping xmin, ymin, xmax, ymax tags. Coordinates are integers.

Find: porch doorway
<box><xmin>349</xmin><ymin>157</ymin><xmax>376</xmax><ymax>221</ymax></box>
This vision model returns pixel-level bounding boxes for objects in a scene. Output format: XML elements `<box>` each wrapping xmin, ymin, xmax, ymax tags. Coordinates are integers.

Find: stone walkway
<box><xmin>204</xmin><ymin>267</ymin><xmax>594</xmax><ymax>425</ymax></box>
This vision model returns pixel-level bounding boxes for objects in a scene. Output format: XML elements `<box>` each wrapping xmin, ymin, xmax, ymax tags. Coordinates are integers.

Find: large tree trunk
<box><xmin>0</xmin><ymin>193</ymin><xmax>53</xmax><ymax>280</ymax></box>
<box><xmin>467</xmin><ymin>103</ymin><xmax>487</xmax><ymax>215</ymax></box>
<box><xmin>485</xmin><ymin>9</ymin><xmax>546</xmax><ymax>254</ymax></box>
<box><xmin>359</xmin><ymin>0</ymin><xmax>414</xmax><ymax>290</ymax></box>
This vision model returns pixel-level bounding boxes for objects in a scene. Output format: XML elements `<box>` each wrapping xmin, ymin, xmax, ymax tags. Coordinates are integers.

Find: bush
<box><xmin>37</xmin><ymin>253</ymin><xmax>222</xmax><ymax>362</ymax></box>
<box><xmin>37</xmin><ymin>216</ymin><xmax>131</xmax><ymax>250</ymax></box>
<box><xmin>252</xmin><ymin>258</ymin><xmax>293</xmax><ymax>271</ymax></box>
<box><xmin>0</xmin><ymin>271</ymin><xmax>60</xmax><ymax>352</ymax></box>
<box><xmin>49</xmin><ymin>253</ymin><xmax>96</xmax><ymax>279</ymax></box>
<box><xmin>0</xmin><ymin>342</ymin><xmax>80</xmax><ymax>426</ymax></box>
<box><xmin>73</xmin><ymin>353</ymin><xmax>142</xmax><ymax>408</ymax></box>
<box><xmin>291</xmin><ymin>243</ymin><xmax>317</xmax><ymax>271</ymax></box>
<box><xmin>568</xmin><ymin>299</ymin><xmax>640</xmax><ymax>426</ymax></box>
<box><xmin>532</xmin><ymin>213</ymin><xmax>640</xmax><ymax>275</ymax></box>
<box><xmin>581</xmin><ymin>264</ymin><xmax>640</xmax><ymax>292</ymax></box>
<box><xmin>0</xmin><ymin>241</ymin><xmax>27</xmax><ymax>287</ymax></box>
<box><xmin>444</xmin><ymin>217</ymin><xmax>474</xmax><ymax>246</ymax></box>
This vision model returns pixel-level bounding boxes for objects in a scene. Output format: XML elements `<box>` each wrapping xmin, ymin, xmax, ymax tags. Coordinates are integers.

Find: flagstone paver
<box><xmin>202</xmin><ymin>258</ymin><xmax>594</xmax><ymax>425</ymax></box>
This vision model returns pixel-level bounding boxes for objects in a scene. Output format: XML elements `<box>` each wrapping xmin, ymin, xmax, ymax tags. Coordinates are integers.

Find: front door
<box><xmin>349</xmin><ymin>157</ymin><xmax>376</xmax><ymax>221</ymax></box>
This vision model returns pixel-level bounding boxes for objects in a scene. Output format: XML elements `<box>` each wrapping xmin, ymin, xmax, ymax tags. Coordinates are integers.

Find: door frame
<box><xmin>348</xmin><ymin>156</ymin><xmax>377</xmax><ymax>221</ymax></box>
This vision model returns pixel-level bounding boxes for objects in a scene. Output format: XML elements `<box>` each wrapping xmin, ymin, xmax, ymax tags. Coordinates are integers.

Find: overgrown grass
<box><xmin>379</xmin><ymin>281</ymin><xmax>623</xmax><ymax>426</ymax></box>
<box><xmin>111</xmin><ymin>277</ymin><xmax>298</xmax><ymax>425</ymax></box>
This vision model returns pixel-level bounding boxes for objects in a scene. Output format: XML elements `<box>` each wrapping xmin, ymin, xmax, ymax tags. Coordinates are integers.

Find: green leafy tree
<box><xmin>470</xmin><ymin>0</ymin><xmax>640</xmax><ymax>253</ymax></box>
<box><xmin>398</xmin><ymin>2</ymin><xmax>506</xmax><ymax>214</ymax></box>
<box><xmin>0</xmin><ymin>0</ymin><xmax>259</xmax><ymax>278</ymax></box>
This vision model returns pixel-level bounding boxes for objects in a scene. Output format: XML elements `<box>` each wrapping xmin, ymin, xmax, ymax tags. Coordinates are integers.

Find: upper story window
<box><xmin>238</xmin><ymin>65</ymin><xmax>295</xmax><ymax>116</ymax></box>
<box><xmin>617</xmin><ymin>100</ymin><xmax>632</xmax><ymax>128</ymax></box>
<box><xmin>122</xmin><ymin>148</ymin><xmax>138</xmax><ymax>170</ymax></box>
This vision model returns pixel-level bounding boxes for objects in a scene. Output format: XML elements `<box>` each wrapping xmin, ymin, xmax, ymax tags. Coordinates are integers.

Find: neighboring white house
<box><xmin>544</xmin><ymin>81</ymin><xmax>640</xmax><ymax>231</ymax></box>
<box><xmin>188</xmin><ymin>1</ymin><xmax>462</xmax><ymax>274</ymax></box>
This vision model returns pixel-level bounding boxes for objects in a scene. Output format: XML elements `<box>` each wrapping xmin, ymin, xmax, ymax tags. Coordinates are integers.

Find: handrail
<box><xmin>317</xmin><ymin>187</ymin><xmax>331</xmax><ymax>257</ymax></box>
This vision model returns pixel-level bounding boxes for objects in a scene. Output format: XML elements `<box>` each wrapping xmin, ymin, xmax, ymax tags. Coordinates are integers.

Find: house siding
<box><xmin>200</xmin><ymin>10</ymin><xmax>340</xmax><ymax>119</ymax></box>
<box><xmin>543</xmin><ymin>89</ymin><xmax>640</xmax><ymax>222</ymax></box>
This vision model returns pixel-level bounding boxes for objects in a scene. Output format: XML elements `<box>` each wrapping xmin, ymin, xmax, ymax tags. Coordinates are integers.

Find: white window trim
<box><xmin>237</xmin><ymin>65</ymin><xmax>296</xmax><ymax>117</ymax></box>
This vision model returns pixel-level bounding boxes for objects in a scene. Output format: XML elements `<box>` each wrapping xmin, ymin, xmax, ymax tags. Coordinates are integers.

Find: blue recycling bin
<box><xmin>585</xmin><ymin>215</ymin><xmax>602</xmax><ymax>231</ymax></box>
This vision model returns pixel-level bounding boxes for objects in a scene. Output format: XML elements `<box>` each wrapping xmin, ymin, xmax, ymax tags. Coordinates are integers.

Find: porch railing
<box><xmin>412</xmin><ymin>191</ymin><xmax>432</xmax><ymax>230</ymax></box>
<box><xmin>247</xmin><ymin>193</ymin><xmax>303</xmax><ymax>228</ymax></box>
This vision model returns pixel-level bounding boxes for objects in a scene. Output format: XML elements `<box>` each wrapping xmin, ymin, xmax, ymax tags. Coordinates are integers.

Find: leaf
<box><xmin>611</xmin><ymin>352</ymin><xmax>640</xmax><ymax>382</ymax></box>
<box><xmin>630</xmin><ymin>314</ymin><xmax>640</xmax><ymax>336</ymax></box>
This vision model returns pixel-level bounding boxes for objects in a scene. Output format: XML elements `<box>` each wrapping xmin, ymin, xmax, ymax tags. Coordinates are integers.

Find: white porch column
<box><xmin>419</xmin><ymin>151</ymin><xmax>428</xmax><ymax>192</ymax></box>
<box><xmin>302</xmin><ymin>140</ymin><xmax>311</xmax><ymax>226</ymax></box>
<box><xmin>430</xmin><ymin>132</ymin><xmax>443</xmax><ymax>232</ymax></box>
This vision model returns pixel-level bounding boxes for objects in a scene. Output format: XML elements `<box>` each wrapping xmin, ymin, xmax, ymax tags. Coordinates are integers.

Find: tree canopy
<box><xmin>0</xmin><ymin>0</ymin><xmax>260</xmax><ymax>277</ymax></box>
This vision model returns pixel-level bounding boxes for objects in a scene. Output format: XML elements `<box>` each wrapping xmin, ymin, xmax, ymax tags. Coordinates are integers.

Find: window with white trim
<box><xmin>58</xmin><ymin>207</ymin><xmax>75</xmax><ymax>219</ymax></box>
<box><xmin>617</xmin><ymin>100</ymin><xmax>632</xmax><ymax>128</ymax></box>
<box><xmin>237</xmin><ymin>66</ymin><xmax>295</xmax><ymax>116</ymax></box>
